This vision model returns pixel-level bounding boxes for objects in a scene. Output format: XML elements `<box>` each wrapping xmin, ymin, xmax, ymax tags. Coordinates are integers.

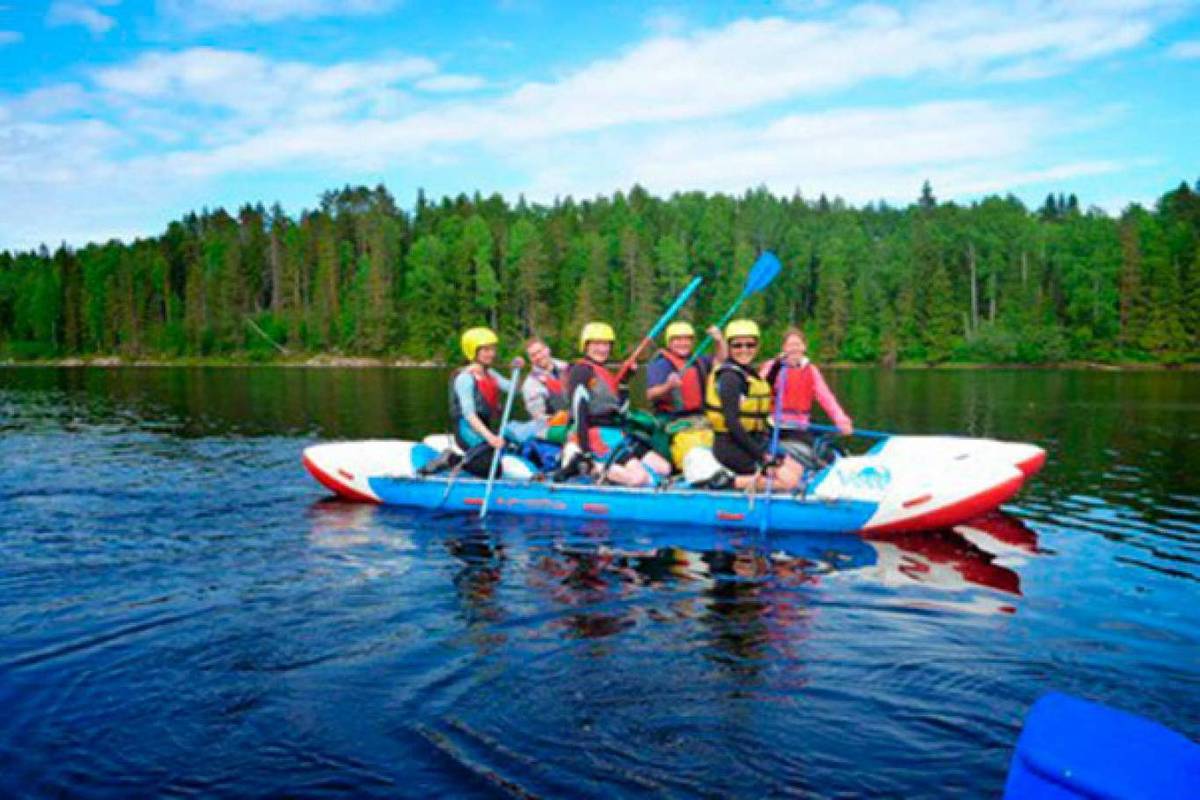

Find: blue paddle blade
<box><xmin>744</xmin><ymin>251</ymin><xmax>782</xmax><ymax>296</ymax></box>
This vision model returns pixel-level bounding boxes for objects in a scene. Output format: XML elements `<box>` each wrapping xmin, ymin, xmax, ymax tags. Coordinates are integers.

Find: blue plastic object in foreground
<box><xmin>1005</xmin><ymin>692</ymin><xmax>1200</xmax><ymax>799</ymax></box>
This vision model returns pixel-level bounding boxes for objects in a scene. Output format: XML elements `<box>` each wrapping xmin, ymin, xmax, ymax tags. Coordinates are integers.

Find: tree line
<box><xmin>1</xmin><ymin>179</ymin><xmax>1198</xmax><ymax>364</ymax></box>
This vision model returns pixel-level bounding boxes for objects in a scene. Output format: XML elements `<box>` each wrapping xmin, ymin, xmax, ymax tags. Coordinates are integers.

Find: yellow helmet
<box><xmin>724</xmin><ymin>319</ymin><xmax>761</xmax><ymax>341</ymax></box>
<box><xmin>664</xmin><ymin>321</ymin><xmax>695</xmax><ymax>342</ymax></box>
<box><xmin>461</xmin><ymin>327</ymin><xmax>499</xmax><ymax>361</ymax></box>
<box><xmin>579</xmin><ymin>321</ymin><xmax>616</xmax><ymax>351</ymax></box>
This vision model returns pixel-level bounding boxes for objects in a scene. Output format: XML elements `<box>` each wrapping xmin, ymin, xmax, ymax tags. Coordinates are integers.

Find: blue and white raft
<box><xmin>302</xmin><ymin>433</ymin><xmax>1045</xmax><ymax>535</ymax></box>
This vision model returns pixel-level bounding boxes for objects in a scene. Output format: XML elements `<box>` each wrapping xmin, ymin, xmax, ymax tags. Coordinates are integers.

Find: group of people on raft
<box><xmin>442</xmin><ymin>318</ymin><xmax>853</xmax><ymax>492</ymax></box>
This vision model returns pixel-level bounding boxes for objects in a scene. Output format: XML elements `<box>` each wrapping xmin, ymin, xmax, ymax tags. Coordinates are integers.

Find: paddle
<box><xmin>760</xmin><ymin>364</ymin><xmax>788</xmax><ymax>534</ymax></box>
<box><xmin>434</xmin><ymin>442</ymin><xmax>491</xmax><ymax>510</ymax></box>
<box><xmin>613</xmin><ymin>275</ymin><xmax>703</xmax><ymax>384</ymax></box>
<box><xmin>584</xmin><ymin>277</ymin><xmax>701</xmax><ymax>486</ymax></box>
<box><xmin>479</xmin><ymin>363</ymin><xmax>522</xmax><ymax>520</ymax></box>
<box><xmin>807</xmin><ymin>423</ymin><xmax>885</xmax><ymax>439</ymax></box>
<box><xmin>684</xmin><ymin>251</ymin><xmax>782</xmax><ymax>370</ymax></box>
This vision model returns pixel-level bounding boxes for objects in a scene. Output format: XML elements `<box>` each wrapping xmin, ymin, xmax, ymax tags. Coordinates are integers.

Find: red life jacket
<box><xmin>531</xmin><ymin>366</ymin><xmax>568</xmax><ymax>412</ymax></box>
<box><xmin>474</xmin><ymin>368</ymin><xmax>501</xmax><ymax>417</ymax></box>
<box><xmin>577</xmin><ymin>358</ymin><xmax>620</xmax><ymax>395</ymax></box>
<box><xmin>573</xmin><ymin>358</ymin><xmax>623</xmax><ymax>417</ymax></box>
<box><xmin>777</xmin><ymin>361</ymin><xmax>816</xmax><ymax>425</ymax></box>
<box><xmin>449</xmin><ymin>365</ymin><xmax>501</xmax><ymax>425</ymax></box>
<box><xmin>654</xmin><ymin>349</ymin><xmax>706</xmax><ymax>414</ymax></box>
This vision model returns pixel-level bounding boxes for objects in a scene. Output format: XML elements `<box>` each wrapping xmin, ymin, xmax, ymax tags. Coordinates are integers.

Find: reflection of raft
<box><xmin>302</xmin><ymin>433</ymin><xmax>1045</xmax><ymax>535</ymax></box>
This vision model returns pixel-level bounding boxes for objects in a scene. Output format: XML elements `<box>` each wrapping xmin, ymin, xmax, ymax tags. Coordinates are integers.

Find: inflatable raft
<box><xmin>302</xmin><ymin>433</ymin><xmax>1045</xmax><ymax>535</ymax></box>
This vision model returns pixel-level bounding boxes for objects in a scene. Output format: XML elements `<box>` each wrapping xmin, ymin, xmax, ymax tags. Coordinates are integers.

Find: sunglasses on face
<box><xmin>730</xmin><ymin>341</ymin><xmax>758</xmax><ymax>351</ymax></box>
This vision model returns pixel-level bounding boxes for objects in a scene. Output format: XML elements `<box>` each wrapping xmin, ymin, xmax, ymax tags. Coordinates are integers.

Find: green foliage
<box><xmin>1</xmin><ymin>179</ymin><xmax>1198</xmax><ymax>365</ymax></box>
<box><xmin>404</xmin><ymin>233</ymin><xmax>452</xmax><ymax>355</ymax></box>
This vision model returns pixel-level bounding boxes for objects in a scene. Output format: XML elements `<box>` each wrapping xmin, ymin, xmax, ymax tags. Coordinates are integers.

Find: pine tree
<box><xmin>183</xmin><ymin>232</ymin><xmax>206</xmax><ymax>353</ymax></box>
<box><xmin>2</xmin><ymin>178</ymin><xmax>1198</xmax><ymax>364</ymax></box>
<box><xmin>358</xmin><ymin>199</ymin><xmax>398</xmax><ymax>353</ymax></box>
<box><xmin>918</xmin><ymin>180</ymin><xmax>937</xmax><ymax>211</ymax></box>
<box><xmin>621</xmin><ymin>225</ymin><xmax>655</xmax><ymax>339</ymax></box>
<box><xmin>922</xmin><ymin>259</ymin><xmax>958</xmax><ymax>363</ymax></box>
<box><xmin>1182</xmin><ymin>249</ymin><xmax>1200</xmax><ymax>349</ymax></box>
<box><xmin>462</xmin><ymin>215</ymin><xmax>498</xmax><ymax>327</ymax></box>
<box><xmin>1117</xmin><ymin>214</ymin><xmax>1145</xmax><ymax>351</ymax></box>
<box><xmin>1136</xmin><ymin>214</ymin><xmax>1187</xmax><ymax>355</ymax></box>
<box><xmin>404</xmin><ymin>233</ymin><xmax>451</xmax><ymax>355</ymax></box>
<box><xmin>654</xmin><ymin>234</ymin><xmax>688</xmax><ymax>301</ymax></box>
<box><xmin>58</xmin><ymin>247</ymin><xmax>82</xmax><ymax>353</ymax></box>
<box><xmin>310</xmin><ymin>214</ymin><xmax>340</xmax><ymax>349</ymax></box>
<box><xmin>569</xmin><ymin>231</ymin><xmax>610</xmax><ymax>342</ymax></box>
<box><xmin>815</xmin><ymin>262</ymin><xmax>849</xmax><ymax>360</ymax></box>
<box><xmin>507</xmin><ymin>219</ymin><xmax>549</xmax><ymax>336</ymax></box>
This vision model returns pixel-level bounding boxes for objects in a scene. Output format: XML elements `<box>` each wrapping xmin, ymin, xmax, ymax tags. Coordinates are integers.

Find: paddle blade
<box><xmin>744</xmin><ymin>251</ymin><xmax>782</xmax><ymax>296</ymax></box>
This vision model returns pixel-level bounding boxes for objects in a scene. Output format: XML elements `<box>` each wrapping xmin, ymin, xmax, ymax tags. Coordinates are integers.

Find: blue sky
<box><xmin>1</xmin><ymin>0</ymin><xmax>1198</xmax><ymax>250</ymax></box>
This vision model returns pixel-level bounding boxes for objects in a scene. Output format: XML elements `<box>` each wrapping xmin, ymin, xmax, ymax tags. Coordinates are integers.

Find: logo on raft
<box><xmin>825</xmin><ymin>463</ymin><xmax>892</xmax><ymax>495</ymax></box>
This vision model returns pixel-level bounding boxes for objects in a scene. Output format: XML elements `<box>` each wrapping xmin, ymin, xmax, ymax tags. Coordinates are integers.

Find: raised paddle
<box><xmin>480</xmin><ymin>362</ymin><xmax>522</xmax><ymax>520</ymax></box>
<box><xmin>613</xmin><ymin>275</ymin><xmax>703</xmax><ymax>384</ymax></box>
<box><xmin>685</xmin><ymin>251</ymin><xmax>782</xmax><ymax>370</ymax></box>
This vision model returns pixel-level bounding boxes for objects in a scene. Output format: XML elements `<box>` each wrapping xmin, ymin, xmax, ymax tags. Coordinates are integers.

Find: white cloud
<box><xmin>447</xmin><ymin>4</ymin><xmax>1167</xmax><ymax>141</ymax></box>
<box><xmin>505</xmin><ymin>101</ymin><xmax>1121</xmax><ymax>203</ymax></box>
<box><xmin>1167</xmin><ymin>39</ymin><xmax>1200</xmax><ymax>58</ymax></box>
<box><xmin>644</xmin><ymin>9</ymin><xmax>687</xmax><ymax>36</ymax></box>
<box><xmin>157</xmin><ymin>0</ymin><xmax>401</xmax><ymax>30</ymax></box>
<box><xmin>0</xmin><ymin>118</ymin><xmax>125</xmax><ymax>184</ymax></box>
<box><xmin>0</xmin><ymin>30</ymin><xmax>22</xmax><ymax>45</ymax></box>
<box><xmin>91</xmin><ymin>48</ymin><xmax>434</xmax><ymax>134</ymax></box>
<box><xmin>0</xmin><ymin>83</ymin><xmax>90</xmax><ymax>119</ymax></box>
<box><xmin>415</xmin><ymin>74</ymin><xmax>486</xmax><ymax>93</ymax></box>
<box><xmin>2</xmin><ymin>0</ymin><xmax>1187</xmax><ymax>248</ymax></box>
<box><xmin>47</xmin><ymin>1</ymin><xmax>119</xmax><ymax>35</ymax></box>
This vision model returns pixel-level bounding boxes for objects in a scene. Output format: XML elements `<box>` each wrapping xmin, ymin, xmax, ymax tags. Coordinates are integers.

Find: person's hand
<box><xmin>510</xmin><ymin>356</ymin><xmax>526</xmax><ymax>370</ymax></box>
<box><xmin>837</xmin><ymin>421</ymin><xmax>854</xmax><ymax>436</ymax></box>
<box><xmin>664</xmin><ymin>372</ymin><xmax>682</xmax><ymax>389</ymax></box>
<box><xmin>707</xmin><ymin>325</ymin><xmax>722</xmax><ymax>340</ymax></box>
<box><xmin>487</xmin><ymin>432</ymin><xmax>506</xmax><ymax>449</ymax></box>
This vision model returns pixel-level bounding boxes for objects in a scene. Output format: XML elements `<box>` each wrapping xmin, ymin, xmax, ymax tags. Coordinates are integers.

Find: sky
<box><xmin>0</xmin><ymin>0</ymin><xmax>1198</xmax><ymax>251</ymax></box>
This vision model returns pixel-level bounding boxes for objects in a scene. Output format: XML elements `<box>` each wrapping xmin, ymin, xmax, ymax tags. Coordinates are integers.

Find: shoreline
<box><xmin>0</xmin><ymin>355</ymin><xmax>445</xmax><ymax>369</ymax></box>
<box><xmin>1</xmin><ymin>355</ymin><xmax>1196</xmax><ymax>371</ymax></box>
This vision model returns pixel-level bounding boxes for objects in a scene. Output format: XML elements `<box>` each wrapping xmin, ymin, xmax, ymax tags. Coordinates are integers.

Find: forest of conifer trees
<box><xmin>1</xmin><ymin>178</ymin><xmax>1198</xmax><ymax>365</ymax></box>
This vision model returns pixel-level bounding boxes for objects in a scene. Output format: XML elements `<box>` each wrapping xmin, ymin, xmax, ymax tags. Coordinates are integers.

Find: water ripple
<box><xmin>2</xmin><ymin>367</ymin><xmax>1198</xmax><ymax>797</ymax></box>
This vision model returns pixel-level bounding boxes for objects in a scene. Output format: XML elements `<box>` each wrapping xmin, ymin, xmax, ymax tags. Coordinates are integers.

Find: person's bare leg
<box><xmin>642</xmin><ymin>451</ymin><xmax>672</xmax><ymax>479</ymax></box>
<box><xmin>770</xmin><ymin>457</ymin><xmax>804</xmax><ymax>491</ymax></box>
<box><xmin>733</xmin><ymin>474</ymin><xmax>765</xmax><ymax>491</ymax></box>
<box><xmin>601</xmin><ymin>461</ymin><xmax>648</xmax><ymax>487</ymax></box>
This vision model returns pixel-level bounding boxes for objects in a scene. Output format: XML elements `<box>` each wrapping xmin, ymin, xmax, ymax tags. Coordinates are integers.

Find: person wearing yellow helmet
<box><xmin>702</xmin><ymin>319</ymin><xmax>803</xmax><ymax>491</ymax></box>
<box><xmin>645</xmin><ymin>321</ymin><xmax>727</xmax><ymax>418</ymax></box>
<box><xmin>560</xmin><ymin>321</ymin><xmax>671</xmax><ymax>487</ymax></box>
<box><xmin>449</xmin><ymin>326</ymin><xmax>525</xmax><ymax>477</ymax></box>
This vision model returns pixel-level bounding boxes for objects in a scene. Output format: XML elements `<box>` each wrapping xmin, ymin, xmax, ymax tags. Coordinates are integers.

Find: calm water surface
<box><xmin>1</xmin><ymin>367</ymin><xmax>1197</xmax><ymax>798</ymax></box>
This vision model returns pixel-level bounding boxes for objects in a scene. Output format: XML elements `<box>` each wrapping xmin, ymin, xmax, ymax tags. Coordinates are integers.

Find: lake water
<box><xmin>1</xmin><ymin>367</ymin><xmax>1197</xmax><ymax>798</ymax></box>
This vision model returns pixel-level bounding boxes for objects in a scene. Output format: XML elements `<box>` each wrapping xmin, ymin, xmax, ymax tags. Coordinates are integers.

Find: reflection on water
<box><xmin>1</xmin><ymin>367</ymin><xmax>1198</xmax><ymax>798</ymax></box>
<box><xmin>861</xmin><ymin>514</ymin><xmax>1040</xmax><ymax>612</ymax></box>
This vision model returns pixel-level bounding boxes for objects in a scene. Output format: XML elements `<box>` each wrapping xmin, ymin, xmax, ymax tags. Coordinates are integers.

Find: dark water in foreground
<box><xmin>1</xmin><ymin>367</ymin><xmax>1197</xmax><ymax>798</ymax></box>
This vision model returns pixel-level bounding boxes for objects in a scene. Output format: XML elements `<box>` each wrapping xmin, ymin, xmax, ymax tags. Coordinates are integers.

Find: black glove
<box><xmin>551</xmin><ymin>451</ymin><xmax>593</xmax><ymax>482</ymax></box>
<box><xmin>760</xmin><ymin>453</ymin><xmax>784</xmax><ymax>470</ymax></box>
